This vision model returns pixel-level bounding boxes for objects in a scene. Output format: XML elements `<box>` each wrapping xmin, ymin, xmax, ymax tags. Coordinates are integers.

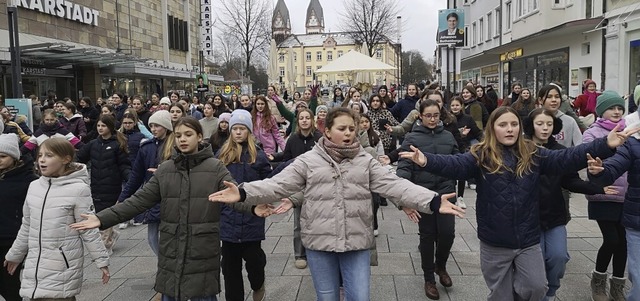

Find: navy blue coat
<box><xmin>424</xmin><ymin>137</ymin><xmax>613</xmax><ymax>249</ymax></box>
<box><xmin>76</xmin><ymin>136</ymin><xmax>131</xmax><ymax>212</ymax></box>
<box><xmin>119</xmin><ymin>138</ymin><xmax>167</xmax><ymax>223</ymax></box>
<box><xmin>390</xmin><ymin>94</ymin><xmax>419</xmax><ymax>122</ymax></box>
<box><xmin>589</xmin><ymin>137</ymin><xmax>640</xmax><ymax>231</ymax></box>
<box><xmin>123</xmin><ymin>129</ymin><xmax>145</xmax><ymax>165</ymax></box>
<box><xmin>0</xmin><ymin>156</ymin><xmax>37</xmax><ymax>246</ymax></box>
<box><xmin>219</xmin><ymin>148</ymin><xmax>272</xmax><ymax>242</ymax></box>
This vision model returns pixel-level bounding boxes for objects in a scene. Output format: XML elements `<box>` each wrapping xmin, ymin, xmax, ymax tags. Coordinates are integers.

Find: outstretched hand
<box><xmin>100</xmin><ymin>267</ymin><xmax>110</xmax><ymax>284</ymax></box>
<box><xmin>402</xmin><ymin>207</ymin><xmax>421</xmax><ymax>223</ymax></box>
<box><xmin>254</xmin><ymin>204</ymin><xmax>275</xmax><ymax>217</ymax></box>
<box><xmin>607</xmin><ymin>124</ymin><xmax>640</xmax><ymax>148</ymax></box>
<box><xmin>439</xmin><ymin>193</ymin><xmax>465</xmax><ymax>218</ymax></box>
<box><xmin>274</xmin><ymin>198</ymin><xmax>294</xmax><ymax>214</ymax></box>
<box><xmin>208</xmin><ymin>181</ymin><xmax>241</xmax><ymax>203</ymax></box>
<box><xmin>69</xmin><ymin>214</ymin><xmax>102</xmax><ymax>231</ymax></box>
<box><xmin>398</xmin><ymin>145</ymin><xmax>427</xmax><ymax>167</ymax></box>
<box><xmin>586</xmin><ymin>153</ymin><xmax>604</xmax><ymax>175</ymax></box>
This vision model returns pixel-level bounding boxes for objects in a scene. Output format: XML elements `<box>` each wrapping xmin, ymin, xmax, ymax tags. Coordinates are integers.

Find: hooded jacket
<box><xmin>22</xmin><ymin>122</ymin><xmax>83</xmax><ymax>152</ymax></box>
<box><xmin>137</xmin><ymin>108</ymin><xmax>152</xmax><ymax>127</ymax></box>
<box><xmin>0</xmin><ymin>156</ymin><xmax>38</xmax><ymax>246</ymax></box>
<box><xmin>390</xmin><ymin>94</ymin><xmax>419</xmax><ymax>122</ymax></box>
<box><xmin>5</xmin><ymin>164</ymin><xmax>109</xmax><ymax>299</ymax></box>
<box><xmin>97</xmin><ymin>145</ymin><xmax>238</xmax><ymax>300</ymax></box>
<box><xmin>58</xmin><ymin>113</ymin><xmax>87</xmax><ymax>139</ymax></box>
<box><xmin>279</xmin><ymin>130</ymin><xmax>323</xmax><ymax>162</ymax></box>
<box><xmin>253</xmin><ymin>112</ymin><xmax>285</xmax><ymax>155</ymax></box>
<box><xmin>239</xmin><ymin>137</ymin><xmax>442</xmax><ymax>252</ymax></box>
<box><xmin>464</xmin><ymin>98</ymin><xmax>489</xmax><ymax>130</ymax></box>
<box><xmin>123</xmin><ymin>128</ymin><xmax>146</xmax><ymax>165</ymax></box>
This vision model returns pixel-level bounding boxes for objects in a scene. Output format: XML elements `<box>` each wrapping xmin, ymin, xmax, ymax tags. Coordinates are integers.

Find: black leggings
<box><xmin>595</xmin><ymin>220</ymin><xmax>627</xmax><ymax>277</ymax></box>
<box><xmin>0</xmin><ymin>245</ymin><xmax>22</xmax><ymax>301</ymax></box>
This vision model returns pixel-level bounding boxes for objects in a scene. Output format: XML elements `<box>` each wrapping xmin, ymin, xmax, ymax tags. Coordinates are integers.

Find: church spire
<box><xmin>272</xmin><ymin>0</ymin><xmax>291</xmax><ymax>43</ymax></box>
<box><xmin>306</xmin><ymin>0</ymin><xmax>324</xmax><ymax>34</ymax></box>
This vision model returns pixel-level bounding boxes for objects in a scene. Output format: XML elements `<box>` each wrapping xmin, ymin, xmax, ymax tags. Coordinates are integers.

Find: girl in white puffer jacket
<box><xmin>4</xmin><ymin>137</ymin><xmax>110</xmax><ymax>300</ymax></box>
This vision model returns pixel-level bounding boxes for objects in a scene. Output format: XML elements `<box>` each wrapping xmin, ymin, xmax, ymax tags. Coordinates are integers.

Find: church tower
<box><xmin>305</xmin><ymin>0</ymin><xmax>324</xmax><ymax>34</ymax></box>
<box><xmin>272</xmin><ymin>0</ymin><xmax>291</xmax><ymax>44</ymax></box>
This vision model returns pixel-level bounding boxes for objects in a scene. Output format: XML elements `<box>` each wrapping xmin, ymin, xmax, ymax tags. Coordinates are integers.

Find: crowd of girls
<box><xmin>2</xmin><ymin>81</ymin><xmax>640</xmax><ymax>301</ymax></box>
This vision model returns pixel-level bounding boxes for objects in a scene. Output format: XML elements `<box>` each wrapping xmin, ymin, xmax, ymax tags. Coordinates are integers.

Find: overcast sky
<box><xmin>272</xmin><ymin>0</ymin><xmax>446</xmax><ymax>59</ymax></box>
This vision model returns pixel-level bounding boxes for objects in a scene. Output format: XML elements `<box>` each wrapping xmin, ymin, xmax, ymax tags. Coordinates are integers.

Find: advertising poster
<box><xmin>5</xmin><ymin>98</ymin><xmax>33</xmax><ymax>131</ymax></box>
<box><xmin>437</xmin><ymin>9</ymin><xmax>465</xmax><ymax>47</ymax></box>
<box><xmin>196</xmin><ymin>73</ymin><xmax>209</xmax><ymax>93</ymax></box>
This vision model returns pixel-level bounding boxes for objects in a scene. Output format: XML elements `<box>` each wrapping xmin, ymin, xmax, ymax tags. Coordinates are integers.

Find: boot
<box><xmin>435</xmin><ymin>266</ymin><xmax>452</xmax><ymax>287</ymax></box>
<box><xmin>590</xmin><ymin>270</ymin><xmax>609</xmax><ymax>301</ymax></box>
<box><xmin>424</xmin><ymin>281</ymin><xmax>439</xmax><ymax>300</ymax></box>
<box><xmin>609</xmin><ymin>276</ymin><xmax>627</xmax><ymax>301</ymax></box>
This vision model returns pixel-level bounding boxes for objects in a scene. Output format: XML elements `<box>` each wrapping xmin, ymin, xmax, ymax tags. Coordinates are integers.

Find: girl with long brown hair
<box><xmin>251</xmin><ymin>96</ymin><xmax>285</xmax><ymax>156</ymax></box>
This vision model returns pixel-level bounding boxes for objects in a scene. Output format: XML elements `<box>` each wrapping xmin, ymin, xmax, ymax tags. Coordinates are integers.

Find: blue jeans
<box><xmin>540</xmin><ymin>225</ymin><xmax>570</xmax><ymax>298</ymax></box>
<box><xmin>148</xmin><ymin>222</ymin><xmax>160</xmax><ymax>256</ymax></box>
<box><xmin>627</xmin><ymin>228</ymin><xmax>640</xmax><ymax>300</ymax></box>
<box><xmin>161</xmin><ymin>295</ymin><xmax>217</xmax><ymax>301</ymax></box>
<box><xmin>306</xmin><ymin>249</ymin><xmax>370</xmax><ymax>301</ymax></box>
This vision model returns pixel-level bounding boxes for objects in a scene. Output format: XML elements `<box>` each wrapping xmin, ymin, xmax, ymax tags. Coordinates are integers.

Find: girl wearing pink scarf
<box><xmin>573</xmin><ymin>79</ymin><xmax>600</xmax><ymax>117</ymax></box>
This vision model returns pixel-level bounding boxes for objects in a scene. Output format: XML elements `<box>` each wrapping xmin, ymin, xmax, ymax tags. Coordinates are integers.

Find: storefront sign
<box><xmin>22</xmin><ymin>67</ymin><xmax>46</xmax><ymax>75</ymax></box>
<box><xmin>481</xmin><ymin>64</ymin><xmax>499</xmax><ymax>75</ymax></box>
<box><xmin>500</xmin><ymin>48</ymin><xmax>523</xmax><ymax>61</ymax></box>
<box><xmin>16</xmin><ymin>0</ymin><xmax>100</xmax><ymax>26</ymax></box>
<box><xmin>200</xmin><ymin>0</ymin><xmax>213</xmax><ymax>57</ymax></box>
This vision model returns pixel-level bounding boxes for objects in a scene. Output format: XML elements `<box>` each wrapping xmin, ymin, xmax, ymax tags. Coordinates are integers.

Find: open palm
<box><xmin>208</xmin><ymin>181</ymin><xmax>241</xmax><ymax>203</ymax></box>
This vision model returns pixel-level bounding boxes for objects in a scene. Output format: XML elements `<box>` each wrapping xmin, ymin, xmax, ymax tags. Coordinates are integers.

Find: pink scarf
<box><xmin>595</xmin><ymin>118</ymin><xmax>626</xmax><ymax>131</ymax></box>
<box><xmin>584</xmin><ymin>91</ymin><xmax>598</xmax><ymax>115</ymax></box>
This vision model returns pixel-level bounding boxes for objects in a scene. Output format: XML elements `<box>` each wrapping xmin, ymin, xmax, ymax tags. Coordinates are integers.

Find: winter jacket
<box><xmin>22</xmin><ymin>122</ymin><xmax>83</xmax><ymax>152</ymax></box>
<box><xmin>219</xmin><ymin>147</ymin><xmax>272</xmax><ymax>243</ymax></box>
<box><xmin>588</xmin><ymin>137</ymin><xmax>640</xmax><ymax>231</ymax></box>
<box><xmin>397</xmin><ymin>123</ymin><xmax>458</xmax><ymax>194</ymax></box>
<box><xmin>553</xmin><ymin>111</ymin><xmax>582</xmax><ymax>148</ymax></box>
<box><xmin>367</xmin><ymin>107</ymin><xmax>399</xmax><ymax>150</ymax></box>
<box><xmin>538</xmin><ymin>137</ymin><xmax>604</xmax><ymax>231</ymax></box>
<box><xmin>12</xmin><ymin>115</ymin><xmax>32</xmax><ymax>136</ymax></box>
<box><xmin>560</xmin><ymin>95</ymin><xmax>587</xmax><ymax>132</ymax></box>
<box><xmin>275</xmin><ymin>96</ymin><xmax>319</xmax><ymax>134</ymax></box>
<box><xmin>3</xmin><ymin>121</ymin><xmax>30</xmax><ymax>143</ymax></box>
<box><xmin>583</xmin><ymin>121</ymin><xmax>628</xmax><ymax>203</ymax></box>
<box><xmin>511</xmin><ymin>99</ymin><xmax>537</xmax><ymax>120</ymax></box>
<box><xmin>390</xmin><ymin>94</ymin><xmax>419</xmax><ymax>122</ymax></box>
<box><xmin>452</xmin><ymin>111</ymin><xmax>483</xmax><ymax>152</ymax></box>
<box><xmin>186</xmin><ymin>105</ymin><xmax>203</xmax><ymax>120</ymax></box>
<box><xmin>59</xmin><ymin>114</ymin><xmax>87</xmax><ymax>139</ymax></box>
<box><xmin>199</xmin><ymin>117</ymin><xmax>219</xmax><ymax>141</ymax></box>
<box><xmin>79</xmin><ymin>106</ymin><xmax>99</xmax><ymax>135</ymax></box>
<box><xmin>0</xmin><ymin>156</ymin><xmax>38</xmax><ymax>246</ymax></box>
<box><xmin>118</xmin><ymin>138</ymin><xmax>167</xmax><ymax>223</ymax></box>
<box><xmin>76</xmin><ymin>136</ymin><xmax>131</xmax><ymax>212</ymax></box>
<box><xmin>422</xmin><ymin>137</ymin><xmax>614</xmax><ymax>249</ymax></box>
<box><xmin>114</xmin><ymin>103</ymin><xmax>127</xmax><ymax>121</ymax></box>
<box><xmin>239</xmin><ymin>137</ymin><xmax>442</xmax><ymax>252</ymax></box>
<box><xmin>5</xmin><ymin>164</ymin><xmax>109</xmax><ymax>299</ymax></box>
<box><xmin>97</xmin><ymin>144</ymin><xmax>239</xmax><ymax>300</ymax></box>
<box><xmin>278</xmin><ymin>130</ymin><xmax>322</xmax><ymax>162</ymax></box>
<box><xmin>254</xmin><ymin>112</ymin><xmax>285</xmax><ymax>155</ymax></box>
<box><xmin>136</xmin><ymin>108</ymin><xmax>152</xmax><ymax>128</ymax></box>
<box><xmin>123</xmin><ymin>128</ymin><xmax>146</xmax><ymax>165</ymax></box>
<box><xmin>464</xmin><ymin>98</ymin><xmax>489</xmax><ymax>130</ymax></box>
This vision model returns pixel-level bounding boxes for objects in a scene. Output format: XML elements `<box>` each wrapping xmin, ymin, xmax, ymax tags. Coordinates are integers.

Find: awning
<box><xmin>18</xmin><ymin>42</ymin><xmax>148</xmax><ymax>68</ymax></box>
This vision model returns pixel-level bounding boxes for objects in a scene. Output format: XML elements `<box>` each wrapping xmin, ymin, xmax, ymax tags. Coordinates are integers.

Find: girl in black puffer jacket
<box><xmin>450</xmin><ymin>96</ymin><xmax>483</xmax><ymax>208</ymax></box>
<box><xmin>76</xmin><ymin>114</ymin><xmax>131</xmax><ymax>254</ymax></box>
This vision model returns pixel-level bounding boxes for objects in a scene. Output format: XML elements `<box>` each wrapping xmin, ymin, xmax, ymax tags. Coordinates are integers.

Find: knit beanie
<box><xmin>148</xmin><ymin>110</ymin><xmax>173</xmax><ymax>131</ymax></box>
<box><xmin>219</xmin><ymin>112</ymin><xmax>231</xmax><ymax>123</ymax></box>
<box><xmin>295</xmin><ymin>101</ymin><xmax>308</xmax><ymax>110</ymax></box>
<box><xmin>0</xmin><ymin>133</ymin><xmax>21</xmax><ymax>160</ymax></box>
<box><xmin>229</xmin><ymin>109</ymin><xmax>253</xmax><ymax>132</ymax></box>
<box><xmin>596</xmin><ymin>90</ymin><xmax>625</xmax><ymax>116</ymax></box>
<box><xmin>159</xmin><ymin>97</ymin><xmax>171</xmax><ymax>105</ymax></box>
<box><xmin>316</xmin><ymin>105</ymin><xmax>328</xmax><ymax>116</ymax></box>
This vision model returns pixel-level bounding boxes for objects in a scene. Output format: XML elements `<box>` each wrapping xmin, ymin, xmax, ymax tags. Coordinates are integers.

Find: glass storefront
<box><xmin>630</xmin><ymin>39</ymin><xmax>640</xmax><ymax>92</ymax></box>
<box><xmin>504</xmin><ymin>48</ymin><xmax>569</xmax><ymax>96</ymax></box>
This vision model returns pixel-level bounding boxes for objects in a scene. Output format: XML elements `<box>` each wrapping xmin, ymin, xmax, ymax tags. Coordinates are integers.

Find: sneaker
<box><xmin>118</xmin><ymin>222</ymin><xmax>129</xmax><ymax>229</ymax></box>
<box><xmin>294</xmin><ymin>258</ymin><xmax>307</xmax><ymax>269</ymax></box>
<box><xmin>469</xmin><ymin>184</ymin><xmax>477</xmax><ymax>190</ymax></box>
<box><xmin>457</xmin><ymin>197</ymin><xmax>467</xmax><ymax>209</ymax></box>
<box><xmin>374</xmin><ymin>229</ymin><xmax>379</xmax><ymax>237</ymax></box>
<box><xmin>132</xmin><ymin>222</ymin><xmax>143</xmax><ymax>226</ymax></box>
<box><xmin>252</xmin><ymin>284</ymin><xmax>266</xmax><ymax>301</ymax></box>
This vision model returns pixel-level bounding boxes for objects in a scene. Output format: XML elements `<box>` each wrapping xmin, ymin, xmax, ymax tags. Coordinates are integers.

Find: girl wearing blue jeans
<box><xmin>209</xmin><ymin>108</ymin><xmax>465</xmax><ymax>301</ymax></box>
<box><xmin>398</xmin><ymin>102</ymin><xmax>637</xmax><ymax>300</ymax></box>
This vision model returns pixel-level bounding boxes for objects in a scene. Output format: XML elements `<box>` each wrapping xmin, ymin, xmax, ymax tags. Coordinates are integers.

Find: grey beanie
<box><xmin>229</xmin><ymin>109</ymin><xmax>253</xmax><ymax>132</ymax></box>
<box><xmin>0</xmin><ymin>133</ymin><xmax>21</xmax><ymax>160</ymax></box>
<box><xmin>148</xmin><ymin>110</ymin><xmax>173</xmax><ymax>131</ymax></box>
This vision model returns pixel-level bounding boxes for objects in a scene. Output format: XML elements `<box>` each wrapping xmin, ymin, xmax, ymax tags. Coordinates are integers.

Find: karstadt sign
<box><xmin>16</xmin><ymin>0</ymin><xmax>100</xmax><ymax>26</ymax></box>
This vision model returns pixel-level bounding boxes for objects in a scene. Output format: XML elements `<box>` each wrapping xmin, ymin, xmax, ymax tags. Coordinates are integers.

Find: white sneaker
<box><xmin>374</xmin><ymin>229</ymin><xmax>379</xmax><ymax>237</ymax></box>
<box><xmin>118</xmin><ymin>222</ymin><xmax>129</xmax><ymax>229</ymax></box>
<box><xmin>469</xmin><ymin>184</ymin><xmax>477</xmax><ymax>190</ymax></box>
<box><xmin>457</xmin><ymin>197</ymin><xmax>467</xmax><ymax>209</ymax></box>
<box><xmin>132</xmin><ymin>221</ymin><xmax>143</xmax><ymax>226</ymax></box>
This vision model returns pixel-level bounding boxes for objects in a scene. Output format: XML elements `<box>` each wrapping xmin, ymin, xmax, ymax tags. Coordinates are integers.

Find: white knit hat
<box><xmin>160</xmin><ymin>97</ymin><xmax>171</xmax><ymax>105</ymax></box>
<box><xmin>148</xmin><ymin>110</ymin><xmax>173</xmax><ymax>131</ymax></box>
<box><xmin>0</xmin><ymin>133</ymin><xmax>21</xmax><ymax>160</ymax></box>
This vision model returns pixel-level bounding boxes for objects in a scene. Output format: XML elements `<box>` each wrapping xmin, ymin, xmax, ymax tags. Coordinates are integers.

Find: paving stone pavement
<box><xmin>3</xmin><ymin>188</ymin><xmax>617</xmax><ymax>301</ymax></box>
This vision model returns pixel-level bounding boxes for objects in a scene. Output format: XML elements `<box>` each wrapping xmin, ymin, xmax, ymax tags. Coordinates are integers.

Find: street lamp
<box><xmin>7</xmin><ymin>0</ymin><xmax>23</xmax><ymax>98</ymax></box>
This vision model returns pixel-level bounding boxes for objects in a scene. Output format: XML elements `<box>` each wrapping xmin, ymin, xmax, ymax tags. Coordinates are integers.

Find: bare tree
<box><xmin>339</xmin><ymin>0</ymin><xmax>401</xmax><ymax>57</ymax></box>
<box><xmin>213</xmin><ymin>33</ymin><xmax>239</xmax><ymax>69</ymax></box>
<box><xmin>216</xmin><ymin>0</ymin><xmax>272</xmax><ymax>76</ymax></box>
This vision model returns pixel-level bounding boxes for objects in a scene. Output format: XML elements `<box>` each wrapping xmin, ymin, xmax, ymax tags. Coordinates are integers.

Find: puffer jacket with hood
<box><xmin>238</xmin><ymin>137</ymin><xmax>442</xmax><ymax>252</ymax></box>
<box><xmin>59</xmin><ymin>113</ymin><xmax>87</xmax><ymax>139</ymax></box>
<box><xmin>5</xmin><ymin>164</ymin><xmax>109</xmax><ymax>299</ymax></box>
<box><xmin>253</xmin><ymin>112</ymin><xmax>285</xmax><ymax>155</ymax></box>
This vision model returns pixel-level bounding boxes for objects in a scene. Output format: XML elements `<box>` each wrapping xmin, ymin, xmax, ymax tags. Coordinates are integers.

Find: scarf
<box><xmin>585</xmin><ymin>91</ymin><xmax>598</xmax><ymax>114</ymax></box>
<box><xmin>595</xmin><ymin>118</ymin><xmax>626</xmax><ymax>131</ymax></box>
<box><xmin>322</xmin><ymin>137</ymin><xmax>360</xmax><ymax>163</ymax></box>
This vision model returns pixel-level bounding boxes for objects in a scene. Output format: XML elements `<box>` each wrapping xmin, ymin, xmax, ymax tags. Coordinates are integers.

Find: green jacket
<box><xmin>97</xmin><ymin>144</ymin><xmax>241</xmax><ymax>300</ymax></box>
<box><xmin>276</xmin><ymin>96</ymin><xmax>319</xmax><ymax>134</ymax></box>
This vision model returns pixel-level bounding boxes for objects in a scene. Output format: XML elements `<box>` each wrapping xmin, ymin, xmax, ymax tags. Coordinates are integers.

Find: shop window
<box><xmin>167</xmin><ymin>15</ymin><xmax>188</xmax><ymax>51</ymax></box>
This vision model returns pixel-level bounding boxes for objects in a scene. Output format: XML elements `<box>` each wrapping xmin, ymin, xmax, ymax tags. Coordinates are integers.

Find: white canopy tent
<box><xmin>315</xmin><ymin>49</ymin><xmax>396</xmax><ymax>74</ymax></box>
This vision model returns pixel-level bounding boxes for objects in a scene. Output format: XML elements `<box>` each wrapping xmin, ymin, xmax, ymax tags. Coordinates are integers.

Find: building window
<box><xmin>279</xmin><ymin>67</ymin><xmax>285</xmax><ymax>77</ymax></box>
<box><xmin>316</xmin><ymin>51</ymin><xmax>322</xmax><ymax>61</ymax></box>
<box><xmin>582</xmin><ymin>42</ymin><xmax>591</xmax><ymax>55</ymax></box>
<box><xmin>306</xmin><ymin>52</ymin><xmax>311</xmax><ymax>62</ymax></box>
<box><xmin>472</xmin><ymin>22</ymin><xmax>477</xmax><ymax>46</ymax></box>
<box><xmin>487</xmin><ymin>13</ymin><xmax>493</xmax><ymax>41</ymax></box>
<box><xmin>306</xmin><ymin>66</ymin><xmax>312</xmax><ymax>76</ymax></box>
<box><xmin>479</xmin><ymin>18</ymin><xmax>484</xmax><ymax>43</ymax></box>
<box><xmin>506</xmin><ymin>1</ymin><xmax>512</xmax><ymax>30</ymax></box>
<box><xmin>279</xmin><ymin>53</ymin><xmax>285</xmax><ymax>63</ymax></box>
<box><xmin>464</xmin><ymin>25</ymin><xmax>470</xmax><ymax>47</ymax></box>
<box><xmin>376</xmin><ymin>48</ymin><xmax>383</xmax><ymax>59</ymax></box>
<box><xmin>585</xmin><ymin>0</ymin><xmax>593</xmax><ymax>18</ymax></box>
<box><xmin>495</xmin><ymin>9</ymin><xmax>501</xmax><ymax>37</ymax></box>
<box><xmin>338</xmin><ymin>50</ymin><xmax>343</xmax><ymax>58</ymax></box>
<box><xmin>327</xmin><ymin>51</ymin><xmax>333</xmax><ymax>61</ymax></box>
<box><xmin>516</xmin><ymin>0</ymin><xmax>538</xmax><ymax>18</ymax></box>
<box><xmin>167</xmin><ymin>15</ymin><xmax>188</xmax><ymax>51</ymax></box>
<box><xmin>294</xmin><ymin>52</ymin><xmax>297</xmax><ymax>62</ymax></box>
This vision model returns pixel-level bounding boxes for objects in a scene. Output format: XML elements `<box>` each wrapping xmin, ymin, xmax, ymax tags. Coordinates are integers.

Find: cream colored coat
<box><xmin>241</xmin><ymin>137</ymin><xmax>439</xmax><ymax>252</ymax></box>
<box><xmin>6</xmin><ymin>164</ymin><xmax>109</xmax><ymax>299</ymax></box>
